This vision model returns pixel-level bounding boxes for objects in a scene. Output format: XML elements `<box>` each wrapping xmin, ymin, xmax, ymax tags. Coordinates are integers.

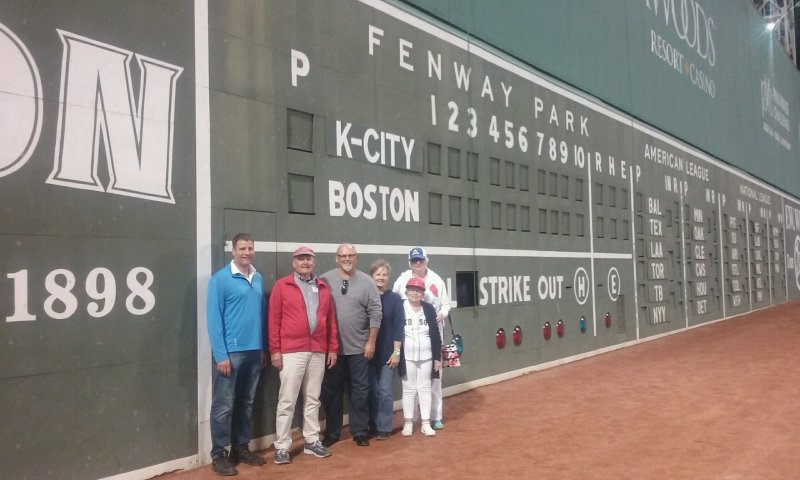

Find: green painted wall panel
<box><xmin>0</xmin><ymin>1</ymin><xmax>197</xmax><ymax>478</ymax></box>
<box><xmin>402</xmin><ymin>0</ymin><xmax>800</xmax><ymax>199</ymax></box>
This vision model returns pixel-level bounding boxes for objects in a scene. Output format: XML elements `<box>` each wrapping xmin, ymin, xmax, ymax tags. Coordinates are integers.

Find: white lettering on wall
<box><xmin>644</xmin><ymin>0</ymin><xmax>716</xmax><ymax>66</ymax></box>
<box><xmin>478</xmin><ymin>275</ymin><xmax>531</xmax><ymax>306</ymax></box>
<box><xmin>329</xmin><ymin>180</ymin><xmax>419</xmax><ymax>222</ymax></box>
<box><xmin>291</xmin><ymin>49</ymin><xmax>310</xmax><ymax>86</ymax></box>
<box><xmin>48</xmin><ymin>30</ymin><xmax>183</xmax><ymax>203</ymax></box>
<box><xmin>5</xmin><ymin>266</ymin><xmax>155</xmax><ymax>322</ymax></box>
<box><xmin>0</xmin><ymin>22</ymin><xmax>44</xmax><ymax>177</ymax></box>
<box><xmin>335</xmin><ymin>120</ymin><xmax>416</xmax><ymax>170</ymax></box>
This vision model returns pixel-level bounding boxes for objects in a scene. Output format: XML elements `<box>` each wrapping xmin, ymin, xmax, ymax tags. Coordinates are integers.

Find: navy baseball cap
<box><xmin>408</xmin><ymin>247</ymin><xmax>427</xmax><ymax>261</ymax></box>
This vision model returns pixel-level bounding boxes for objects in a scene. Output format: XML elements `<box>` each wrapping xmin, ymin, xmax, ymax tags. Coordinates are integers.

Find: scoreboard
<box><xmin>1</xmin><ymin>0</ymin><xmax>799</xmax><ymax>478</ymax></box>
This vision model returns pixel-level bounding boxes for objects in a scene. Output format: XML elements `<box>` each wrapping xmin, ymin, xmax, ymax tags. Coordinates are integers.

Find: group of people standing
<box><xmin>206</xmin><ymin>234</ymin><xmax>451</xmax><ymax>476</ymax></box>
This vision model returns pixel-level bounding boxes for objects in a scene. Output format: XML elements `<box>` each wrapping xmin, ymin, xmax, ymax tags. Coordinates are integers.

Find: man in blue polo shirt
<box><xmin>207</xmin><ymin>233</ymin><xmax>267</xmax><ymax>476</ymax></box>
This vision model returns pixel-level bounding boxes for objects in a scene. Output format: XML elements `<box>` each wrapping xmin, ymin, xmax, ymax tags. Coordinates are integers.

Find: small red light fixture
<box><xmin>556</xmin><ymin>319</ymin><xmax>565</xmax><ymax>338</ymax></box>
<box><xmin>542</xmin><ymin>321</ymin><xmax>552</xmax><ymax>340</ymax></box>
<box><xmin>604</xmin><ymin>312</ymin><xmax>612</xmax><ymax>328</ymax></box>
<box><xmin>512</xmin><ymin>325</ymin><xmax>523</xmax><ymax>345</ymax></box>
<box><xmin>496</xmin><ymin>328</ymin><xmax>506</xmax><ymax>349</ymax></box>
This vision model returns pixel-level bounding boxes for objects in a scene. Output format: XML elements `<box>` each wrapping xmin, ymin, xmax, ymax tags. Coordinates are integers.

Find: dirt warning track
<box><xmin>159</xmin><ymin>301</ymin><xmax>800</xmax><ymax>479</ymax></box>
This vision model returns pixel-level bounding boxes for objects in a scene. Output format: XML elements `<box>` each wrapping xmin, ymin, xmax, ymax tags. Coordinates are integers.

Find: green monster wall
<box><xmin>2</xmin><ymin>1</ymin><xmax>800</xmax><ymax>479</ymax></box>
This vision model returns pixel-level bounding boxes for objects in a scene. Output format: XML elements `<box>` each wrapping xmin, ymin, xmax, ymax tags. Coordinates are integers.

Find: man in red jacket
<box><xmin>268</xmin><ymin>246</ymin><xmax>339</xmax><ymax>465</ymax></box>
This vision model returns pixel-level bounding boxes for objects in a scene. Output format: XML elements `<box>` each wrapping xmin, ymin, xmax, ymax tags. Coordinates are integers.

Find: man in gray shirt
<box><xmin>320</xmin><ymin>243</ymin><xmax>382</xmax><ymax>447</ymax></box>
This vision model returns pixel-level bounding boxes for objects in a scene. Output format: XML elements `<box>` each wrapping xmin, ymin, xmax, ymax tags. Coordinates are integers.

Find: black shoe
<box><xmin>375</xmin><ymin>431</ymin><xmax>391</xmax><ymax>440</ymax></box>
<box><xmin>230</xmin><ymin>448</ymin><xmax>265</xmax><ymax>466</ymax></box>
<box><xmin>322</xmin><ymin>437</ymin><xmax>339</xmax><ymax>448</ymax></box>
<box><xmin>211</xmin><ymin>452</ymin><xmax>237</xmax><ymax>476</ymax></box>
<box><xmin>353</xmin><ymin>435</ymin><xmax>370</xmax><ymax>446</ymax></box>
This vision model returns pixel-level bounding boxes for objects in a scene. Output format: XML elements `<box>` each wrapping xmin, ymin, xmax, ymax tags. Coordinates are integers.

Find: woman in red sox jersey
<box><xmin>392</xmin><ymin>247</ymin><xmax>451</xmax><ymax>430</ymax></box>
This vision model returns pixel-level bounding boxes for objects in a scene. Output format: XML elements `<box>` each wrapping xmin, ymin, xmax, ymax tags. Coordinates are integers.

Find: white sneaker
<box><xmin>420</xmin><ymin>423</ymin><xmax>436</xmax><ymax>436</ymax></box>
<box><xmin>402</xmin><ymin>422</ymin><xmax>413</xmax><ymax>437</ymax></box>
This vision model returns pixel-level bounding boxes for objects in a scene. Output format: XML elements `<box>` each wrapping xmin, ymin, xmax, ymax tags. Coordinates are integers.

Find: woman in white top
<box><xmin>401</xmin><ymin>277</ymin><xmax>442</xmax><ymax>436</ymax></box>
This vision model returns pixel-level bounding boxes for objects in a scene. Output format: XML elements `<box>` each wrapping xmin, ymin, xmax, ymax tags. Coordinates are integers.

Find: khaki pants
<box><xmin>274</xmin><ymin>352</ymin><xmax>326</xmax><ymax>450</ymax></box>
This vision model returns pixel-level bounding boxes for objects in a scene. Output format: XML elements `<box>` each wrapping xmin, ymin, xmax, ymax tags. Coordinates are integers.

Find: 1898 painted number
<box><xmin>5</xmin><ymin>267</ymin><xmax>156</xmax><ymax>322</ymax></box>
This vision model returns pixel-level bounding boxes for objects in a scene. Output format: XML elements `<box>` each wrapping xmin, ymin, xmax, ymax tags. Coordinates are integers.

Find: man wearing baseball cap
<box><xmin>392</xmin><ymin>247</ymin><xmax>451</xmax><ymax>430</ymax></box>
<box><xmin>268</xmin><ymin>246</ymin><xmax>339</xmax><ymax>465</ymax></box>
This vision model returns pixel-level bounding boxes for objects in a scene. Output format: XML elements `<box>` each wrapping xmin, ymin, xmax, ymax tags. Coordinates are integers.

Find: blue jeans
<box><xmin>210</xmin><ymin>350</ymin><xmax>262</xmax><ymax>458</ymax></box>
<box><xmin>322</xmin><ymin>353</ymin><xmax>370</xmax><ymax>439</ymax></box>
<box><xmin>368</xmin><ymin>363</ymin><xmax>395</xmax><ymax>433</ymax></box>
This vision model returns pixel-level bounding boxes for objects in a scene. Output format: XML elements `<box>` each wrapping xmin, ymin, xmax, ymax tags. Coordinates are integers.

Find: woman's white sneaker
<box><xmin>420</xmin><ymin>423</ymin><xmax>436</xmax><ymax>436</ymax></box>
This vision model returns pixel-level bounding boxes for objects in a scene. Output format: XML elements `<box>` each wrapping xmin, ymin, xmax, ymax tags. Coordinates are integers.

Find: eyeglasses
<box><xmin>341</xmin><ymin>279</ymin><xmax>349</xmax><ymax>295</ymax></box>
<box><xmin>337</xmin><ymin>253</ymin><xmax>356</xmax><ymax>259</ymax></box>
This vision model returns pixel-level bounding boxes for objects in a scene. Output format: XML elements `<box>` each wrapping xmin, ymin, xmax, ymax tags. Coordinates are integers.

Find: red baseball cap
<box><xmin>406</xmin><ymin>277</ymin><xmax>426</xmax><ymax>290</ymax></box>
<box><xmin>293</xmin><ymin>246</ymin><xmax>315</xmax><ymax>257</ymax></box>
